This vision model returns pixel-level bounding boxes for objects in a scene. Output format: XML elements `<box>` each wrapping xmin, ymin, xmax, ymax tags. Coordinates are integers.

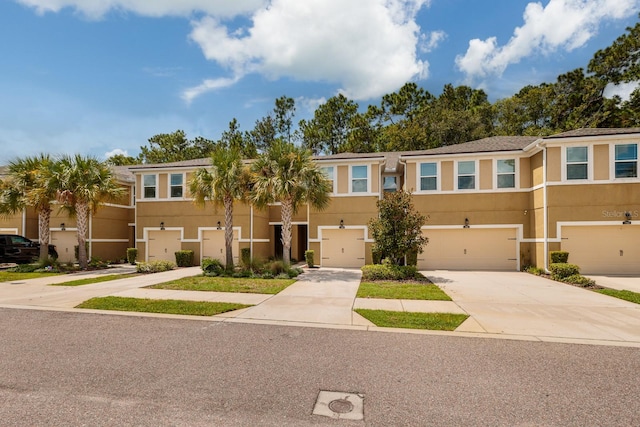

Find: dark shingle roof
<box><xmin>127</xmin><ymin>158</ymin><xmax>212</xmax><ymax>169</ymax></box>
<box><xmin>400</xmin><ymin>136</ymin><xmax>539</xmax><ymax>157</ymax></box>
<box><xmin>545</xmin><ymin>128</ymin><xmax>640</xmax><ymax>139</ymax></box>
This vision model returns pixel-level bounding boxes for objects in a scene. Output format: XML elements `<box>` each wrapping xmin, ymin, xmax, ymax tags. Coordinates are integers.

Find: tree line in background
<box><xmin>106</xmin><ymin>16</ymin><xmax>640</xmax><ymax>166</ymax></box>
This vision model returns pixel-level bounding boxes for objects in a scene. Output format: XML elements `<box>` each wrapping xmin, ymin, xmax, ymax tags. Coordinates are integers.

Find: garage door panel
<box><xmin>418</xmin><ymin>228</ymin><xmax>517</xmax><ymax>271</ymax></box>
<box><xmin>148</xmin><ymin>230</ymin><xmax>181</xmax><ymax>262</ymax></box>
<box><xmin>322</xmin><ymin>229</ymin><xmax>365</xmax><ymax>268</ymax></box>
<box><xmin>51</xmin><ymin>231</ymin><xmax>78</xmax><ymax>263</ymax></box>
<box><xmin>562</xmin><ymin>226</ymin><xmax>640</xmax><ymax>274</ymax></box>
<box><xmin>202</xmin><ymin>230</ymin><xmax>239</xmax><ymax>264</ymax></box>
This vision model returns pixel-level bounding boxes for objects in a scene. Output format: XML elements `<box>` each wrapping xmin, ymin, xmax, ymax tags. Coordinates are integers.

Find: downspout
<box><xmin>250</xmin><ymin>204</ymin><xmax>254</xmax><ymax>257</ymax></box>
<box><xmin>541</xmin><ymin>143</ymin><xmax>549</xmax><ymax>273</ymax></box>
<box><xmin>22</xmin><ymin>208</ymin><xmax>27</xmax><ymax>237</ymax></box>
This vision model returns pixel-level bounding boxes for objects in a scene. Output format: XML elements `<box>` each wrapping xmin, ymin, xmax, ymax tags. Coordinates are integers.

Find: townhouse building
<box><xmin>1</xmin><ymin>128</ymin><xmax>638</xmax><ymax>274</ymax></box>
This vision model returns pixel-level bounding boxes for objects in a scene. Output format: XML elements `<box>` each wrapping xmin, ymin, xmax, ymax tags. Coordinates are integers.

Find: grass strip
<box><xmin>49</xmin><ymin>274</ymin><xmax>138</xmax><ymax>286</ymax></box>
<box><xmin>596</xmin><ymin>289</ymin><xmax>640</xmax><ymax>305</ymax></box>
<box><xmin>357</xmin><ymin>281</ymin><xmax>451</xmax><ymax>300</ymax></box>
<box><xmin>76</xmin><ymin>296</ymin><xmax>251</xmax><ymax>316</ymax></box>
<box><xmin>355</xmin><ymin>309</ymin><xmax>468</xmax><ymax>331</ymax></box>
<box><xmin>148</xmin><ymin>275</ymin><xmax>295</xmax><ymax>294</ymax></box>
<box><xmin>0</xmin><ymin>272</ymin><xmax>62</xmax><ymax>282</ymax></box>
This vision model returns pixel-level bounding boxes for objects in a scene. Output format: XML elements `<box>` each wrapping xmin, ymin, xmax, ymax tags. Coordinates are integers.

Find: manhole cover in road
<box><xmin>313</xmin><ymin>391</ymin><xmax>364</xmax><ymax>420</ymax></box>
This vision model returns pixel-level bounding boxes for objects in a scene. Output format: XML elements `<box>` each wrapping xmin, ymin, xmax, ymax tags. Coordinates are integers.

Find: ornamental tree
<box><xmin>369</xmin><ymin>190</ymin><xmax>428</xmax><ymax>266</ymax></box>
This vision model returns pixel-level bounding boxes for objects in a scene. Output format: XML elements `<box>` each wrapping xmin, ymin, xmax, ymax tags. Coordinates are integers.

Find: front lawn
<box><xmin>147</xmin><ymin>275</ymin><xmax>295</xmax><ymax>294</ymax></box>
<box><xmin>355</xmin><ymin>309</ymin><xmax>468</xmax><ymax>331</ymax></box>
<box><xmin>357</xmin><ymin>281</ymin><xmax>451</xmax><ymax>300</ymax></box>
<box><xmin>76</xmin><ymin>296</ymin><xmax>251</xmax><ymax>316</ymax></box>
<box><xmin>49</xmin><ymin>274</ymin><xmax>138</xmax><ymax>286</ymax></box>
<box><xmin>596</xmin><ymin>288</ymin><xmax>640</xmax><ymax>305</ymax></box>
<box><xmin>0</xmin><ymin>271</ymin><xmax>62</xmax><ymax>282</ymax></box>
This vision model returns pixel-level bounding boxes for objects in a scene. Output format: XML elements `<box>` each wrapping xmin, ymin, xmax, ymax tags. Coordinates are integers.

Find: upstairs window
<box><xmin>383</xmin><ymin>176</ymin><xmax>398</xmax><ymax>192</ymax></box>
<box><xmin>615</xmin><ymin>144</ymin><xmax>638</xmax><ymax>178</ymax></box>
<box><xmin>170</xmin><ymin>173</ymin><xmax>183</xmax><ymax>198</ymax></box>
<box><xmin>419</xmin><ymin>162</ymin><xmax>437</xmax><ymax>191</ymax></box>
<box><xmin>351</xmin><ymin>165</ymin><xmax>368</xmax><ymax>193</ymax></box>
<box><xmin>566</xmin><ymin>147</ymin><xmax>588</xmax><ymax>180</ymax></box>
<box><xmin>457</xmin><ymin>161</ymin><xmax>475</xmax><ymax>190</ymax></box>
<box><xmin>320</xmin><ymin>166</ymin><xmax>334</xmax><ymax>192</ymax></box>
<box><xmin>143</xmin><ymin>174</ymin><xmax>156</xmax><ymax>199</ymax></box>
<box><xmin>497</xmin><ymin>159</ymin><xmax>515</xmax><ymax>188</ymax></box>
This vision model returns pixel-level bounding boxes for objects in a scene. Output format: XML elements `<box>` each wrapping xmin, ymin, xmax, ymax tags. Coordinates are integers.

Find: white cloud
<box><xmin>604</xmin><ymin>81</ymin><xmax>640</xmax><ymax>102</ymax></box>
<box><xmin>15</xmin><ymin>0</ymin><xmax>266</xmax><ymax>19</ymax></box>
<box><xmin>421</xmin><ymin>30</ymin><xmax>446</xmax><ymax>53</ymax></box>
<box><xmin>187</xmin><ymin>0</ymin><xmax>431</xmax><ymax>101</ymax></box>
<box><xmin>455</xmin><ymin>0</ymin><xmax>640</xmax><ymax>83</ymax></box>
<box><xmin>104</xmin><ymin>148</ymin><xmax>128</xmax><ymax>159</ymax></box>
<box><xmin>181</xmin><ymin>76</ymin><xmax>241</xmax><ymax>104</ymax></box>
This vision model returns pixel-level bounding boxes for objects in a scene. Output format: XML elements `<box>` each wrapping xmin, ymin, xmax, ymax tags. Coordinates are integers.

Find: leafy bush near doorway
<box><xmin>361</xmin><ymin>263</ymin><xmax>423</xmax><ymax>281</ymax></box>
<box><xmin>136</xmin><ymin>260</ymin><xmax>176</xmax><ymax>273</ymax></box>
<box><xmin>175</xmin><ymin>250</ymin><xmax>194</xmax><ymax>267</ymax></box>
<box><xmin>550</xmin><ymin>251</ymin><xmax>569</xmax><ymax>263</ymax></box>
<box><xmin>126</xmin><ymin>248</ymin><xmax>138</xmax><ymax>265</ymax></box>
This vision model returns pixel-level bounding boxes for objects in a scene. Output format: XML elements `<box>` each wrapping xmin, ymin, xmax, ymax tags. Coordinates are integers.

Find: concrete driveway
<box><xmin>427</xmin><ymin>270</ymin><xmax>640</xmax><ymax>345</ymax></box>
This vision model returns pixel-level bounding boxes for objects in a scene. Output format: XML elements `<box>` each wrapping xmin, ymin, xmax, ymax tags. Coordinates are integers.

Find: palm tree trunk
<box><xmin>38</xmin><ymin>205</ymin><xmax>51</xmax><ymax>261</ymax></box>
<box><xmin>224</xmin><ymin>194</ymin><xmax>234</xmax><ymax>269</ymax></box>
<box><xmin>281</xmin><ymin>197</ymin><xmax>293</xmax><ymax>266</ymax></box>
<box><xmin>76</xmin><ymin>201</ymin><xmax>89</xmax><ymax>269</ymax></box>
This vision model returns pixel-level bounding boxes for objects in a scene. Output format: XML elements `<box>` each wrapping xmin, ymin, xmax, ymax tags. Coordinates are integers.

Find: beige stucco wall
<box><xmin>546</xmin><ymin>147</ymin><xmax>561</xmax><ymax>182</ymax></box>
<box><xmin>531</xmin><ymin>151</ymin><xmax>543</xmax><ymax>187</ymax></box>
<box><xmin>441</xmin><ymin>161</ymin><xmax>453</xmax><ymax>191</ymax></box>
<box><xmin>519</xmin><ymin>157</ymin><xmax>531</xmax><ymax>189</ymax></box>
<box><xmin>594</xmin><ymin>144</ymin><xmax>609</xmax><ymax>181</ymax></box>
<box><xmin>405</xmin><ymin>162</ymin><xmax>417</xmax><ymax>192</ymax></box>
<box><xmin>308</xmin><ymin>196</ymin><xmax>378</xmax><ymax>240</ymax></box>
<box><xmin>337</xmin><ymin>165</ymin><xmax>349</xmax><ymax>194</ymax></box>
<box><xmin>479</xmin><ymin>159</ymin><xmax>492</xmax><ymax>190</ymax></box>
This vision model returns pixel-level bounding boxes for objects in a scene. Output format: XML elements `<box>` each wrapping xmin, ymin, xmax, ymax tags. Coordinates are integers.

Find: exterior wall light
<box><xmin>623</xmin><ymin>212</ymin><xmax>632</xmax><ymax>225</ymax></box>
<box><xmin>463</xmin><ymin>218</ymin><xmax>470</xmax><ymax>229</ymax></box>
<box><xmin>160</xmin><ymin>222</ymin><xmax>165</xmax><ymax>230</ymax></box>
<box><xmin>60</xmin><ymin>223</ymin><xmax>65</xmax><ymax>231</ymax></box>
<box><xmin>339</xmin><ymin>219</ymin><xmax>345</xmax><ymax>229</ymax></box>
<box><xmin>217</xmin><ymin>221</ymin><xmax>222</xmax><ymax>230</ymax></box>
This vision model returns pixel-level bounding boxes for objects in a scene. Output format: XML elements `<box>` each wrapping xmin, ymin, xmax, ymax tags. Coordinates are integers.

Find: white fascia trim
<box><xmin>421</xmin><ymin>224</ymin><xmax>524</xmax><ymax>239</ymax></box>
<box><xmin>543</xmin><ymin>133</ymin><xmax>640</xmax><ymax>145</ymax></box>
<box><xmin>91</xmin><ymin>239</ymin><xmax>130</xmax><ymax>243</ymax></box>
<box><xmin>0</xmin><ymin>228</ymin><xmax>19</xmax><ymax>234</ymax></box>
<box><xmin>268</xmin><ymin>221</ymin><xmax>308</xmax><ymax>226</ymax></box>
<box><xmin>102</xmin><ymin>202</ymin><xmax>135</xmax><ymax>209</ymax></box>
<box><xmin>142</xmin><ymin>227</ymin><xmax>185</xmax><ymax>243</ymax></box>
<box><xmin>329</xmin><ymin>192</ymin><xmax>379</xmax><ymax>197</ymax></box>
<box><xmin>310</xmin><ymin>225</ymin><xmax>373</xmax><ymax>243</ymax></box>
<box><xmin>197</xmin><ymin>226</ymin><xmax>243</xmax><ymax>242</ymax></box>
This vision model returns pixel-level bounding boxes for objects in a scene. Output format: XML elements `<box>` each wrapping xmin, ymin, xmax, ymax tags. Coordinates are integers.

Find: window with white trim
<box><xmin>170</xmin><ymin>173</ymin><xmax>183</xmax><ymax>198</ymax></box>
<box><xmin>457</xmin><ymin>161</ymin><xmax>475</xmax><ymax>190</ymax></box>
<box><xmin>615</xmin><ymin>144</ymin><xmax>638</xmax><ymax>178</ymax></box>
<box><xmin>419</xmin><ymin>162</ymin><xmax>437</xmax><ymax>191</ymax></box>
<box><xmin>320</xmin><ymin>166</ymin><xmax>334</xmax><ymax>192</ymax></box>
<box><xmin>566</xmin><ymin>147</ymin><xmax>588</xmax><ymax>180</ymax></box>
<box><xmin>497</xmin><ymin>159</ymin><xmax>516</xmax><ymax>188</ymax></box>
<box><xmin>143</xmin><ymin>174</ymin><xmax>156</xmax><ymax>199</ymax></box>
<box><xmin>351</xmin><ymin>165</ymin><xmax>368</xmax><ymax>193</ymax></box>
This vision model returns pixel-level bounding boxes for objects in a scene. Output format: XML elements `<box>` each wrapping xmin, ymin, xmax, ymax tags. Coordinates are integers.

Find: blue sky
<box><xmin>1</xmin><ymin>0</ymin><xmax>638</xmax><ymax>164</ymax></box>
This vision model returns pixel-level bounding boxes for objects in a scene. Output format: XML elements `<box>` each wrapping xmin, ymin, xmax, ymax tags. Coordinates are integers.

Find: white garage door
<box><xmin>202</xmin><ymin>229</ymin><xmax>239</xmax><ymax>265</ymax></box>
<box><xmin>51</xmin><ymin>230</ymin><xmax>79</xmax><ymax>263</ymax></box>
<box><xmin>148</xmin><ymin>230</ymin><xmax>181</xmax><ymax>263</ymax></box>
<box><xmin>418</xmin><ymin>228</ymin><xmax>517</xmax><ymax>271</ymax></box>
<box><xmin>322</xmin><ymin>229</ymin><xmax>366</xmax><ymax>268</ymax></box>
<box><xmin>562</xmin><ymin>225</ymin><xmax>640</xmax><ymax>274</ymax></box>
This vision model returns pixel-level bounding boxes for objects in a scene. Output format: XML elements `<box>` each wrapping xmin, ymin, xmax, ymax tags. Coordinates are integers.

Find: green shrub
<box><xmin>201</xmin><ymin>258</ymin><xmax>224</xmax><ymax>276</ymax></box>
<box><xmin>174</xmin><ymin>250</ymin><xmax>194</xmax><ymax>267</ymax></box>
<box><xmin>361</xmin><ymin>264</ymin><xmax>422</xmax><ymax>281</ymax></box>
<box><xmin>550</xmin><ymin>251</ymin><xmax>569</xmax><ymax>264</ymax></box>
<box><xmin>287</xmin><ymin>268</ymin><xmax>299</xmax><ymax>278</ymax></box>
<box><xmin>275</xmin><ymin>272</ymin><xmax>290</xmax><ymax>280</ymax></box>
<box><xmin>126</xmin><ymin>248</ymin><xmax>138</xmax><ymax>265</ymax></box>
<box><xmin>524</xmin><ymin>265</ymin><xmax>546</xmax><ymax>276</ymax></box>
<box><xmin>562</xmin><ymin>274</ymin><xmax>595</xmax><ymax>287</ymax></box>
<box><xmin>549</xmin><ymin>263</ymin><xmax>580</xmax><ymax>279</ymax></box>
<box><xmin>261</xmin><ymin>272</ymin><xmax>274</xmax><ymax>279</ymax></box>
<box><xmin>265</xmin><ymin>260</ymin><xmax>286</xmax><ymax>275</ymax></box>
<box><xmin>136</xmin><ymin>260</ymin><xmax>176</xmax><ymax>274</ymax></box>
<box><xmin>304</xmin><ymin>250</ymin><xmax>315</xmax><ymax>267</ymax></box>
<box><xmin>89</xmin><ymin>256</ymin><xmax>108</xmax><ymax>268</ymax></box>
<box><xmin>241</xmin><ymin>248</ymin><xmax>251</xmax><ymax>267</ymax></box>
<box><xmin>74</xmin><ymin>242</ymin><xmax>90</xmax><ymax>261</ymax></box>
<box><xmin>232</xmin><ymin>269</ymin><xmax>253</xmax><ymax>278</ymax></box>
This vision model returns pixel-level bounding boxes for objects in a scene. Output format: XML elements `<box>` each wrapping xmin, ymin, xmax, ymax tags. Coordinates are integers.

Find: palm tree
<box><xmin>189</xmin><ymin>146</ymin><xmax>248</xmax><ymax>269</ymax></box>
<box><xmin>0</xmin><ymin>155</ymin><xmax>58</xmax><ymax>260</ymax></box>
<box><xmin>251</xmin><ymin>141</ymin><xmax>331</xmax><ymax>266</ymax></box>
<box><xmin>56</xmin><ymin>155</ymin><xmax>125</xmax><ymax>269</ymax></box>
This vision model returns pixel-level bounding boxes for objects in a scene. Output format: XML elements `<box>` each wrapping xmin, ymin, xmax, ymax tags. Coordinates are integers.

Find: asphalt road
<box><xmin>1</xmin><ymin>308</ymin><xmax>638</xmax><ymax>426</ymax></box>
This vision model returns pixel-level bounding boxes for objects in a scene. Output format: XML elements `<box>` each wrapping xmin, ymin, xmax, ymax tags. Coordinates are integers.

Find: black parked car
<box><xmin>0</xmin><ymin>234</ymin><xmax>58</xmax><ymax>264</ymax></box>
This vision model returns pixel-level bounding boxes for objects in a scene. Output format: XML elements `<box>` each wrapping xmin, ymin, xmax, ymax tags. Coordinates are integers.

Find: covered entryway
<box><xmin>202</xmin><ymin>229</ymin><xmax>239</xmax><ymax>265</ymax></box>
<box><xmin>148</xmin><ymin>230</ymin><xmax>181</xmax><ymax>263</ymax></box>
<box><xmin>50</xmin><ymin>230</ymin><xmax>78</xmax><ymax>263</ymax></box>
<box><xmin>562</xmin><ymin>225</ymin><xmax>640</xmax><ymax>274</ymax></box>
<box><xmin>418</xmin><ymin>228</ymin><xmax>517</xmax><ymax>271</ymax></box>
<box><xmin>321</xmin><ymin>229</ymin><xmax>365</xmax><ymax>268</ymax></box>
